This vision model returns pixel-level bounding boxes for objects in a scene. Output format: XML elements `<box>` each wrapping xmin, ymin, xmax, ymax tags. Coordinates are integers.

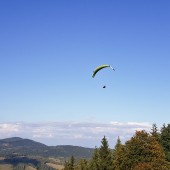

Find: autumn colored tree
<box><xmin>122</xmin><ymin>130</ymin><xmax>169</xmax><ymax>170</ymax></box>
<box><xmin>132</xmin><ymin>162</ymin><xmax>153</xmax><ymax>170</ymax></box>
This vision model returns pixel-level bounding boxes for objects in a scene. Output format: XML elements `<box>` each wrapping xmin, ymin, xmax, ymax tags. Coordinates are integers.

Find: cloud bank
<box><xmin>0</xmin><ymin>121</ymin><xmax>151</xmax><ymax>148</ymax></box>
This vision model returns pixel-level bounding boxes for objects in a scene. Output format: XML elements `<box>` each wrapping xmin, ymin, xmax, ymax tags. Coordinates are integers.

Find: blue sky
<box><xmin>0</xmin><ymin>0</ymin><xmax>170</xmax><ymax>146</ymax></box>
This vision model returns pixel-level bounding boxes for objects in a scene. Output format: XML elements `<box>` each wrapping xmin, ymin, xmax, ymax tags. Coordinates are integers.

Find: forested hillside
<box><xmin>0</xmin><ymin>137</ymin><xmax>93</xmax><ymax>169</ymax></box>
<box><xmin>0</xmin><ymin>138</ymin><xmax>93</xmax><ymax>159</ymax></box>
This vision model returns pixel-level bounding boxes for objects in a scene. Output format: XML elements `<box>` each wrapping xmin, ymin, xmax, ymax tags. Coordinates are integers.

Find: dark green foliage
<box><xmin>63</xmin><ymin>156</ymin><xmax>75</xmax><ymax>170</ymax></box>
<box><xmin>150</xmin><ymin>123</ymin><xmax>161</xmax><ymax>143</ymax></box>
<box><xmin>160</xmin><ymin>124</ymin><xmax>170</xmax><ymax>162</ymax></box>
<box><xmin>113</xmin><ymin>137</ymin><xmax>125</xmax><ymax>170</ymax></box>
<box><xmin>75</xmin><ymin>159</ymin><xmax>88</xmax><ymax>170</ymax></box>
<box><xmin>99</xmin><ymin>136</ymin><xmax>113</xmax><ymax>170</ymax></box>
<box><xmin>0</xmin><ymin>156</ymin><xmax>56</xmax><ymax>170</ymax></box>
<box><xmin>88</xmin><ymin>147</ymin><xmax>100</xmax><ymax>170</ymax></box>
<box><xmin>3</xmin><ymin>156</ymin><xmax>40</xmax><ymax>166</ymax></box>
<box><xmin>70</xmin><ymin>156</ymin><xmax>75</xmax><ymax>170</ymax></box>
<box><xmin>63</xmin><ymin>136</ymin><xmax>113</xmax><ymax>170</ymax></box>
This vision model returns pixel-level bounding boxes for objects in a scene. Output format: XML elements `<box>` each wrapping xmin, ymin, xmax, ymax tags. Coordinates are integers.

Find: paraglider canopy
<box><xmin>92</xmin><ymin>64</ymin><xmax>115</xmax><ymax>78</ymax></box>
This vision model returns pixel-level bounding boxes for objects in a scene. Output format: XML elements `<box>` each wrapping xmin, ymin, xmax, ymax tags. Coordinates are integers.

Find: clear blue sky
<box><xmin>0</xmin><ymin>0</ymin><xmax>170</xmax><ymax>127</ymax></box>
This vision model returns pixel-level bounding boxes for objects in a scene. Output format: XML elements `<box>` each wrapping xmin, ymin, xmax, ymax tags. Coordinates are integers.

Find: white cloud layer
<box><xmin>0</xmin><ymin>121</ymin><xmax>152</xmax><ymax>148</ymax></box>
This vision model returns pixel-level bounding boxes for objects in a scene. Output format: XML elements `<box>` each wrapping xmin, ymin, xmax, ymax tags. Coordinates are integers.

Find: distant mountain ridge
<box><xmin>0</xmin><ymin>137</ymin><xmax>47</xmax><ymax>148</ymax></box>
<box><xmin>0</xmin><ymin>137</ymin><xmax>93</xmax><ymax>159</ymax></box>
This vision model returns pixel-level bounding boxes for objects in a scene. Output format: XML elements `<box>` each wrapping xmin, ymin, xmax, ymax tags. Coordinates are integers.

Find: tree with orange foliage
<box><xmin>122</xmin><ymin>130</ymin><xmax>169</xmax><ymax>170</ymax></box>
<box><xmin>133</xmin><ymin>162</ymin><xmax>152</xmax><ymax>170</ymax></box>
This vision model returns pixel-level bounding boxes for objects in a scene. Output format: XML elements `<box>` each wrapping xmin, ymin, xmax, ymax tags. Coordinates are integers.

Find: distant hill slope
<box><xmin>0</xmin><ymin>137</ymin><xmax>47</xmax><ymax>148</ymax></box>
<box><xmin>0</xmin><ymin>137</ymin><xmax>93</xmax><ymax>159</ymax></box>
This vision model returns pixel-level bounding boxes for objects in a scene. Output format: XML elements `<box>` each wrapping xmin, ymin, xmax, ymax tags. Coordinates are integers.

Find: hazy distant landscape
<box><xmin>0</xmin><ymin>137</ymin><xmax>93</xmax><ymax>170</ymax></box>
<box><xmin>0</xmin><ymin>137</ymin><xmax>93</xmax><ymax>158</ymax></box>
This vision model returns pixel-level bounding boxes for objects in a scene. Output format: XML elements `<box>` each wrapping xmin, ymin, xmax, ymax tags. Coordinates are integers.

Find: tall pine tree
<box><xmin>89</xmin><ymin>147</ymin><xmax>100</xmax><ymax>170</ymax></box>
<box><xmin>150</xmin><ymin>123</ymin><xmax>160</xmax><ymax>143</ymax></box>
<box><xmin>113</xmin><ymin>137</ymin><xmax>125</xmax><ymax>170</ymax></box>
<box><xmin>99</xmin><ymin>136</ymin><xmax>113</xmax><ymax>170</ymax></box>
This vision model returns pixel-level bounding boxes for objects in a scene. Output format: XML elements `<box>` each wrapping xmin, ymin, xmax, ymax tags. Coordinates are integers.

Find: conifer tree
<box><xmin>99</xmin><ymin>136</ymin><xmax>113</xmax><ymax>170</ymax></box>
<box><xmin>89</xmin><ymin>147</ymin><xmax>100</xmax><ymax>170</ymax></box>
<box><xmin>150</xmin><ymin>123</ymin><xmax>160</xmax><ymax>143</ymax></box>
<box><xmin>113</xmin><ymin>137</ymin><xmax>125</xmax><ymax>170</ymax></box>
<box><xmin>75</xmin><ymin>159</ymin><xmax>88</xmax><ymax>170</ymax></box>
<box><xmin>70</xmin><ymin>156</ymin><xmax>75</xmax><ymax>170</ymax></box>
<box><xmin>64</xmin><ymin>156</ymin><xmax>75</xmax><ymax>170</ymax></box>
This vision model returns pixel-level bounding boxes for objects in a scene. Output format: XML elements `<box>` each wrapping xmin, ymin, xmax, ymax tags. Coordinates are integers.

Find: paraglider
<box><xmin>92</xmin><ymin>64</ymin><xmax>115</xmax><ymax>78</ymax></box>
<box><xmin>92</xmin><ymin>64</ymin><xmax>115</xmax><ymax>88</ymax></box>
